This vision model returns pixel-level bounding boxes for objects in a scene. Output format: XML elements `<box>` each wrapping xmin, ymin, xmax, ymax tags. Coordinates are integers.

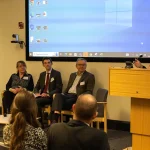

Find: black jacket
<box><xmin>47</xmin><ymin>120</ymin><xmax>110</xmax><ymax>150</ymax></box>
<box><xmin>64</xmin><ymin>71</ymin><xmax>95</xmax><ymax>96</ymax></box>
<box><xmin>34</xmin><ymin>69</ymin><xmax>63</xmax><ymax>97</ymax></box>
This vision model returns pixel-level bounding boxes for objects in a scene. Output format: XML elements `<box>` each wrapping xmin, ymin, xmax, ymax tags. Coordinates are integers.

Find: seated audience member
<box><xmin>133</xmin><ymin>59</ymin><xmax>147</xmax><ymax>68</ymax></box>
<box><xmin>2</xmin><ymin>61</ymin><xmax>34</xmax><ymax>116</ymax></box>
<box><xmin>50</xmin><ymin>58</ymin><xmax>95</xmax><ymax>123</ymax></box>
<box><xmin>34</xmin><ymin>57</ymin><xmax>62</xmax><ymax>121</ymax></box>
<box><xmin>47</xmin><ymin>94</ymin><xmax>110</xmax><ymax>150</ymax></box>
<box><xmin>3</xmin><ymin>90</ymin><xmax>47</xmax><ymax>150</ymax></box>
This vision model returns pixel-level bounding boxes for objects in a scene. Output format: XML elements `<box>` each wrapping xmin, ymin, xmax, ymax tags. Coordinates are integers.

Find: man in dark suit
<box><xmin>34</xmin><ymin>57</ymin><xmax>63</xmax><ymax>121</ymax></box>
<box><xmin>50</xmin><ymin>58</ymin><xmax>95</xmax><ymax>123</ymax></box>
<box><xmin>47</xmin><ymin>94</ymin><xmax>110</xmax><ymax>150</ymax></box>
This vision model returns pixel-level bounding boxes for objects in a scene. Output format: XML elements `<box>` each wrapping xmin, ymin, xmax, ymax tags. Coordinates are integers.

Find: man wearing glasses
<box><xmin>50</xmin><ymin>58</ymin><xmax>95</xmax><ymax>123</ymax></box>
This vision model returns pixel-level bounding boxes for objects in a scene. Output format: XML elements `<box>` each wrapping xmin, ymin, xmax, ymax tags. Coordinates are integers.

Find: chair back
<box><xmin>96</xmin><ymin>88</ymin><xmax>108</xmax><ymax>117</ymax></box>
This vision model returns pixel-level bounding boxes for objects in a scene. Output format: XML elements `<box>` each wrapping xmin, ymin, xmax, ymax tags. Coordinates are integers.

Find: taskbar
<box><xmin>29</xmin><ymin>52</ymin><xmax>150</xmax><ymax>58</ymax></box>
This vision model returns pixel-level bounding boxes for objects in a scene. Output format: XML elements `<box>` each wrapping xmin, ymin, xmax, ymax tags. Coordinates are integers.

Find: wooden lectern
<box><xmin>109</xmin><ymin>68</ymin><xmax>150</xmax><ymax>150</ymax></box>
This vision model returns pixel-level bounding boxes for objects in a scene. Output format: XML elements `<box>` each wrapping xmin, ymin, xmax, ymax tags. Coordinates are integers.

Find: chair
<box><xmin>61</xmin><ymin>110</ymin><xmax>73</xmax><ymax>122</ymax></box>
<box><xmin>42</xmin><ymin>105</ymin><xmax>51</xmax><ymax>125</ymax></box>
<box><xmin>91</xmin><ymin>88</ymin><xmax>108</xmax><ymax>133</ymax></box>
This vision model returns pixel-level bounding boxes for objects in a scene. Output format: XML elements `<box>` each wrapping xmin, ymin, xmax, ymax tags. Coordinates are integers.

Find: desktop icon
<box><xmin>30</xmin><ymin>36</ymin><xmax>34</xmax><ymax>43</ymax></box>
<box><xmin>29</xmin><ymin>52</ymin><xmax>33</xmax><ymax>56</ymax></box>
<box><xmin>36</xmin><ymin>39</ymin><xmax>41</xmax><ymax>43</ymax></box>
<box><xmin>74</xmin><ymin>53</ymin><xmax>77</xmax><ymax>56</ymax></box>
<box><xmin>30</xmin><ymin>24</ymin><xmax>34</xmax><ymax>30</ymax></box>
<box><xmin>43</xmin><ymin>26</ymin><xmax>48</xmax><ymax>30</ymax></box>
<box><xmin>43</xmin><ymin>11</ymin><xmax>47</xmax><ymax>17</ymax></box>
<box><xmin>37</xmin><ymin>1</ymin><xmax>40</xmax><ymax>5</ymax></box>
<box><xmin>36</xmin><ymin>26</ymin><xmax>41</xmax><ymax>30</ymax></box>
<box><xmin>30</xmin><ymin>12</ymin><xmax>34</xmax><ymax>18</ymax></box>
<box><xmin>43</xmin><ymin>0</ymin><xmax>48</xmax><ymax>4</ymax></box>
<box><xmin>36</xmin><ymin>13</ymin><xmax>41</xmax><ymax>17</ymax></box>
<box><xmin>69</xmin><ymin>53</ymin><xmax>72</xmax><ymax>56</ymax></box>
<box><xmin>43</xmin><ymin>39</ymin><xmax>48</xmax><ymax>42</ymax></box>
<box><xmin>30</xmin><ymin>0</ymin><xmax>34</xmax><ymax>5</ymax></box>
<box><xmin>89</xmin><ymin>53</ymin><xmax>92</xmax><ymax>56</ymax></box>
<box><xmin>99</xmin><ymin>53</ymin><xmax>103</xmax><ymax>56</ymax></box>
<box><xmin>94</xmin><ymin>53</ymin><xmax>98</xmax><ymax>56</ymax></box>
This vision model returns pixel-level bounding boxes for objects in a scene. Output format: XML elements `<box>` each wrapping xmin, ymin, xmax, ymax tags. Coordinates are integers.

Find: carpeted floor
<box><xmin>0</xmin><ymin>124</ymin><xmax>131</xmax><ymax>150</ymax></box>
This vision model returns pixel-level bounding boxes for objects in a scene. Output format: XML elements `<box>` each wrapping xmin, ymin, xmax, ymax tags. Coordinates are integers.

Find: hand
<box><xmin>133</xmin><ymin>59</ymin><xmax>143</xmax><ymax>68</ymax></box>
<box><xmin>41</xmin><ymin>93</ymin><xmax>49</xmax><ymax>97</ymax></box>
<box><xmin>148</xmin><ymin>65</ymin><xmax>150</xmax><ymax>69</ymax></box>
<box><xmin>10</xmin><ymin>88</ymin><xmax>18</xmax><ymax>94</ymax></box>
<box><xmin>35</xmin><ymin>93</ymin><xmax>41</xmax><ymax>97</ymax></box>
<box><xmin>15</xmin><ymin>87</ymin><xmax>23</xmax><ymax>92</ymax></box>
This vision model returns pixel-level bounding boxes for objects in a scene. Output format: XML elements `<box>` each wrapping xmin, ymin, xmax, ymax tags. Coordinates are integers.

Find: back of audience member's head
<box><xmin>9</xmin><ymin>90</ymin><xmax>40</xmax><ymax>150</ymax></box>
<box><xmin>73</xmin><ymin>94</ymin><xmax>97</xmax><ymax>123</ymax></box>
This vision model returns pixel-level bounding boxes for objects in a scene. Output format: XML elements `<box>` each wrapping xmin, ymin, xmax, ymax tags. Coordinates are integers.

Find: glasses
<box><xmin>77</xmin><ymin>64</ymin><xmax>86</xmax><ymax>66</ymax></box>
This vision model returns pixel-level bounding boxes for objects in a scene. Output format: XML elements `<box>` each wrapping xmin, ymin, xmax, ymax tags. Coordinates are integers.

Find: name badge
<box><xmin>23</xmin><ymin>76</ymin><xmax>28</xmax><ymax>80</ymax></box>
<box><xmin>80</xmin><ymin>81</ymin><xmax>85</xmax><ymax>85</ymax></box>
<box><xmin>50</xmin><ymin>77</ymin><xmax>54</xmax><ymax>82</ymax></box>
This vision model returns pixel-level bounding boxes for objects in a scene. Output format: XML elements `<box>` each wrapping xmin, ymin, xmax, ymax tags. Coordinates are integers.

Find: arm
<box><xmin>49</xmin><ymin>72</ymin><xmax>63</xmax><ymax>97</ymax></box>
<box><xmin>63</xmin><ymin>74</ymin><xmax>72</xmax><ymax>94</ymax></box>
<box><xmin>3</xmin><ymin>125</ymin><xmax>11</xmax><ymax>145</ymax></box>
<box><xmin>82</xmin><ymin>74</ymin><xmax>95</xmax><ymax>94</ymax></box>
<box><xmin>33</xmin><ymin>74</ymin><xmax>41</xmax><ymax>93</ymax></box>
<box><xmin>6</xmin><ymin>75</ymin><xmax>13</xmax><ymax>91</ymax></box>
<box><xmin>101</xmin><ymin>133</ymin><xmax>110</xmax><ymax>150</ymax></box>
<box><xmin>26</xmin><ymin>75</ymin><xmax>34</xmax><ymax>91</ymax></box>
<box><xmin>36</xmin><ymin>128</ymin><xmax>47</xmax><ymax>150</ymax></box>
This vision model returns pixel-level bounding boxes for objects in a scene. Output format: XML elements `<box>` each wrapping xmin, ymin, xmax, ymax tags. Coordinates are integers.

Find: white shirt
<box><xmin>68</xmin><ymin>73</ymin><xmax>82</xmax><ymax>94</ymax></box>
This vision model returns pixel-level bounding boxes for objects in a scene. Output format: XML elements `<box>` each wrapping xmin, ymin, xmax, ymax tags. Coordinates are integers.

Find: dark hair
<box><xmin>42</xmin><ymin>57</ymin><xmax>52</xmax><ymax>64</ymax></box>
<box><xmin>75</xmin><ymin>94</ymin><xmax>97</xmax><ymax>121</ymax></box>
<box><xmin>9</xmin><ymin>90</ymin><xmax>40</xmax><ymax>150</ymax></box>
<box><xmin>16</xmin><ymin>61</ymin><xmax>26</xmax><ymax>68</ymax></box>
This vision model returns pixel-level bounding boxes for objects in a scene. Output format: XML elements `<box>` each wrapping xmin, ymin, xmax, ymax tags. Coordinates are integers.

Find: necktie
<box><xmin>43</xmin><ymin>73</ymin><xmax>50</xmax><ymax>93</ymax></box>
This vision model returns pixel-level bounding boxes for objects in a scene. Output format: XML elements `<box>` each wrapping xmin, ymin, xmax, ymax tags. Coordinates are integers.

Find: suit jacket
<box><xmin>34</xmin><ymin>69</ymin><xmax>62</xmax><ymax>97</ymax></box>
<box><xmin>64</xmin><ymin>71</ymin><xmax>95</xmax><ymax>96</ymax></box>
<box><xmin>47</xmin><ymin>120</ymin><xmax>110</xmax><ymax>150</ymax></box>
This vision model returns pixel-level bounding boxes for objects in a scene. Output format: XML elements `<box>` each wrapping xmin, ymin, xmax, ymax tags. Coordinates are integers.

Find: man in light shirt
<box><xmin>50</xmin><ymin>58</ymin><xmax>95</xmax><ymax>123</ymax></box>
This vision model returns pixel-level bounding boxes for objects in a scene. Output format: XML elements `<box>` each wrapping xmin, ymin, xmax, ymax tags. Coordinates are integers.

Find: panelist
<box><xmin>2</xmin><ymin>61</ymin><xmax>34</xmax><ymax>116</ymax></box>
<box><xmin>50</xmin><ymin>58</ymin><xmax>95</xmax><ymax>123</ymax></box>
<box><xmin>34</xmin><ymin>57</ymin><xmax>63</xmax><ymax>121</ymax></box>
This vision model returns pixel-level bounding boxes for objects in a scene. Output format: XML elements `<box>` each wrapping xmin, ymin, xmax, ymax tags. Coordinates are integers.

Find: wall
<box><xmin>0</xmin><ymin>0</ymin><xmax>148</xmax><ymax>121</ymax></box>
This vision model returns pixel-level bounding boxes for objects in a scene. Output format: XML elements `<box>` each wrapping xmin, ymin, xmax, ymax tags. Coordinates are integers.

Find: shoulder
<box><xmin>49</xmin><ymin>123</ymin><xmax>66</xmax><ymax>133</ymax></box>
<box><xmin>70</xmin><ymin>72</ymin><xmax>76</xmax><ymax>76</ymax></box>
<box><xmin>85</xmin><ymin>71</ymin><xmax>94</xmax><ymax>76</ymax></box>
<box><xmin>40</xmin><ymin>71</ymin><xmax>46</xmax><ymax>76</ymax></box>
<box><xmin>25</xmin><ymin>73</ymin><xmax>33</xmax><ymax>77</ymax></box>
<box><xmin>88</xmin><ymin>127</ymin><xmax>107</xmax><ymax>138</ymax></box>
<box><xmin>3</xmin><ymin>124</ymin><xmax>12</xmax><ymax>133</ymax></box>
<box><xmin>52</xmin><ymin>69</ymin><xmax>61</xmax><ymax>74</ymax></box>
<box><xmin>26</xmin><ymin>125</ymin><xmax>46</xmax><ymax>137</ymax></box>
<box><xmin>11</xmin><ymin>73</ymin><xmax>17</xmax><ymax>77</ymax></box>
